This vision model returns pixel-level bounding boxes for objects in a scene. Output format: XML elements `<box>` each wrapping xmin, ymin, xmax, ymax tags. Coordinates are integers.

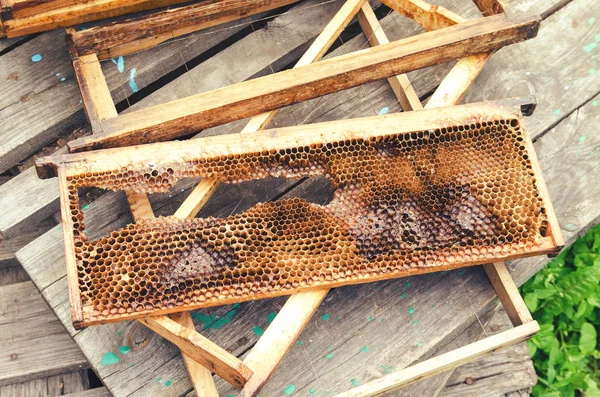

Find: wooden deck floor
<box><xmin>1</xmin><ymin>0</ymin><xmax>599</xmax><ymax>395</ymax></box>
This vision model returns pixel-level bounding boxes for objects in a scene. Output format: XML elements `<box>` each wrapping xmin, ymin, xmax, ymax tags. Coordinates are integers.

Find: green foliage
<box><xmin>520</xmin><ymin>223</ymin><xmax>600</xmax><ymax>397</ymax></box>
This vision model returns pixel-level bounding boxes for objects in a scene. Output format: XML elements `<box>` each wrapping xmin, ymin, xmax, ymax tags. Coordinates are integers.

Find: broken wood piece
<box><xmin>67</xmin><ymin>0</ymin><xmax>303</xmax><ymax>60</ymax></box>
<box><xmin>138</xmin><ymin>315</ymin><xmax>253</xmax><ymax>387</ymax></box>
<box><xmin>66</xmin><ymin>13</ymin><xmax>541</xmax><ymax>152</ymax></box>
<box><xmin>0</xmin><ymin>0</ymin><xmax>192</xmax><ymax>38</ymax></box>
<box><xmin>333</xmin><ymin>320</ymin><xmax>540</xmax><ymax>397</ymax></box>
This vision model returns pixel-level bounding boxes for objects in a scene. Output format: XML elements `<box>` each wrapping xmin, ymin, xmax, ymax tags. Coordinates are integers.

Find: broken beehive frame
<box><xmin>0</xmin><ymin>0</ymin><xmax>302</xmax><ymax>38</ymax></box>
<box><xmin>37</xmin><ymin>100</ymin><xmax>563</xmax><ymax>327</ymax></box>
<box><xmin>63</xmin><ymin>2</ymin><xmax>541</xmax><ymax>153</ymax></box>
<box><xmin>37</xmin><ymin>0</ymin><xmax>565</xmax><ymax>395</ymax></box>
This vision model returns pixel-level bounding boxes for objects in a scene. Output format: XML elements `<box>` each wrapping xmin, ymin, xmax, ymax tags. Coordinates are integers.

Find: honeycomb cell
<box><xmin>65</xmin><ymin>117</ymin><xmax>549</xmax><ymax>324</ymax></box>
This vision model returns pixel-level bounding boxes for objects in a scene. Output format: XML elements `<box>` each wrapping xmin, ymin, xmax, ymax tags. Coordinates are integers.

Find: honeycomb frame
<box><xmin>37</xmin><ymin>101</ymin><xmax>562</xmax><ymax>328</ymax></box>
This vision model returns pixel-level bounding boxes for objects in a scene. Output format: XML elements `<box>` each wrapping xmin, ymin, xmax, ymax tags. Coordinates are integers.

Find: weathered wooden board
<box><xmin>438</xmin><ymin>307</ymin><xmax>537</xmax><ymax>397</ymax></box>
<box><xmin>0</xmin><ymin>3</ymin><xmax>282</xmax><ymax>174</ymax></box>
<box><xmin>0</xmin><ymin>281</ymin><xmax>87</xmax><ymax>386</ymax></box>
<box><xmin>65</xmin><ymin>388</ymin><xmax>112</xmax><ymax>397</ymax></box>
<box><xmin>0</xmin><ymin>0</ymin><xmax>367</xmax><ymax>238</ymax></box>
<box><xmin>0</xmin><ymin>220</ymin><xmax>55</xmax><ymax>266</ymax></box>
<box><xmin>0</xmin><ymin>369</ymin><xmax>89</xmax><ymax>397</ymax></box>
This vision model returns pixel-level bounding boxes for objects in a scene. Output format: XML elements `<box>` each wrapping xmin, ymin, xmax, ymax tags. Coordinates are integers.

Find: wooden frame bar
<box><xmin>43</xmin><ymin>0</ymin><xmax>561</xmax><ymax>395</ymax></box>
<box><xmin>0</xmin><ymin>0</ymin><xmax>192</xmax><ymax>38</ymax></box>
<box><xmin>66</xmin><ymin>13</ymin><xmax>540</xmax><ymax>152</ymax></box>
<box><xmin>66</xmin><ymin>0</ymin><xmax>303</xmax><ymax>60</ymax></box>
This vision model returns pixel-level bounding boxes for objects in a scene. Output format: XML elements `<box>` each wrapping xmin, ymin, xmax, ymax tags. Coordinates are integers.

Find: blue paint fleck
<box><xmin>31</xmin><ymin>54</ymin><xmax>42</xmax><ymax>62</ymax></box>
<box><xmin>580</xmin><ymin>136</ymin><xmax>587</xmax><ymax>143</ymax></box>
<box><xmin>378</xmin><ymin>107</ymin><xmax>389</xmax><ymax>115</ymax></box>
<box><xmin>61</xmin><ymin>77</ymin><xmax>66</xmax><ymax>82</ymax></box>
<box><xmin>590</xmin><ymin>17</ymin><xmax>596</xmax><ymax>24</ymax></box>
<box><xmin>553</xmin><ymin>109</ymin><xmax>561</xmax><ymax>116</ymax></box>
<box><xmin>583</xmin><ymin>42</ymin><xmax>598</xmax><ymax>53</ymax></box>
<box><xmin>56</xmin><ymin>73</ymin><xmax>61</xmax><ymax>77</ymax></box>
<box><xmin>596</xmin><ymin>34</ymin><xmax>600</xmax><ymax>42</ymax></box>
<box><xmin>111</xmin><ymin>56</ymin><xmax>125</xmax><ymax>73</ymax></box>
<box><xmin>129</xmin><ymin>68</ymin><xmax>138</xmax><ymax>93</ymax></box>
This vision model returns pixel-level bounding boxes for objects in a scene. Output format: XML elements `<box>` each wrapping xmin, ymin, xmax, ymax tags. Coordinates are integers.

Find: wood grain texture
<box><xmin>67</xmin><ymin>14</ymin><xmax>541</xmax><ymax>152</ymax></box>
<box><xmin>0</xmin><ymin>281</ymin><xmax>87</xmax><ymax>386</ymax></box>
<box><xmin>70</xmin><ymin>0</ymin><xmax>303</xmax><ymax>60</ymax></box>
<box><xmin>0</xmin><ymin>0</ymin><xmax>192</xmax><ymax>37</ymax></box>
<box><xmin>0</xmin><ymin>369</ymin><xmax>90</xmax><ymax>397</ymax></box>
<box><xmin>64</xmin><ymin>388</ymin><xmax>112</xmax><ymax>397</ymax></box>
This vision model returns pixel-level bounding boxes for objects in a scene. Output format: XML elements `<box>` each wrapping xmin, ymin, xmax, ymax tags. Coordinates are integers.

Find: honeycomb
<box><xmin>63</xmin><ymin>114</ymin><xmax>551</xmax><ymax>325</ymax></box>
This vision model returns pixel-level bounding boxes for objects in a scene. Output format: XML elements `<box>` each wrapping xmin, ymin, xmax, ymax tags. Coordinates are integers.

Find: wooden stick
<box><xmin>482</xmin><ymin>262</ymin><xmax>533</xmax><ymax>326</ymax></box>
<box><xmin>333</xmin><ymin>321</ymin><xmax>540</xmax><ymax>397</ymax></box>
<box><xmin>241</xmin><ymin>290</ymin><xmax>328</xmax><ymax>396</ymax></box>
<box><xmin>71</xmin><ymin>53</ymin><xmax>117</xmax><ymax>131</ymax></box>
<box><xmin>169</xmin><ymin>312</ymin><xmax>220</xmax><ymax>397</ymax></box>
<box><xmin>56</xmin><ymin>165</ymin><xmax>84</xmax><ymax>327</ymax></box>
<box><xmin>378</xmin><ymin>0</ymin><xmax>466</xmax><ymax>30</ymax></box>
<box><xmin>139</xmin><ymin>315</ymin><xmax>253</xmax><ymax>388</ymax></box>
<box><xmin>68</xmin><ymin>0</ymin><xmax>302</xmax><ymax>60</ymax></box>
<box><xmin>356</xmin><ymin>2</ymin><xmax>422</xmax><ymax>111</ymax></box>
<box><xmin>472</xmin><ymin>0</ymin><xmax>506</xmax><ymax>16</ymax></box>
<box><xmin>66</xmin><ymin>14</ymin><xmax>541</xmax><ymax>152</ymax></box>
<box><xmin>39</xmin><ymin>101</ymin><xmax>533</xmax><ymax>178</ymax></box>
<box><xmin>0</xmin><ymin>0</ymin><xmax>192</xmax><ymax>38</ymax></box>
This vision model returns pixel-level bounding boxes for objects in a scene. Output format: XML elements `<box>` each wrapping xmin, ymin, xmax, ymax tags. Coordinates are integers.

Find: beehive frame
<box><xmin>38</xmin><ymin>0</ymin><xmax>564</xmax><ymax>395</ymax></box>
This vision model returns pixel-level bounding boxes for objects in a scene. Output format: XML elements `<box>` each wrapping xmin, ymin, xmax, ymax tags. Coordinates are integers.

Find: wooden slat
<box><xmin>356</xmin><ymin>2</ymin><xmax>422</xmax><ymax>111</ymax></box>
<box><xmin>483</xmin><ymin>263</ymin><xmax>533</xmax><ymax>326</ymax></box>
<box><xmin>139</xmin><ymin>315</ymin><xmax>253</xmax><ymax>388</ymax></box>
<box><xmin>71</xmin><ymin>53</ymin><xmax>117</xmax><ymax>132</ymax></box>
<box><xmin>378</xmin><ymin>0</ymin><xmax>466</xmax><ymax>30</ymax></box>
<box><xmin>0</xmin><ymin>282</ymin><xmax>87</xmax><ymax>386</ymax></box>
<box><xmin>471</xmin><ymin>0</ymin><xmax>506</xmax><ymax>16</ymax></box>
<box><xmin>333</xmin><ymin>321</ymin><xmax>539</xmax><ymax>397</ymax></box>
<box><xmin>0</xmin><ymin>0</ymin><xmax>193</xmax><ymax>37</ymax></box>
<box><xmin>69</xmin><ymin>0</ymin><xmax>303</xmax><ymax>60</ymax></box>
<box><xmin>242</xmin><ymin>290</ymin><xmax>328</xmax><ymax>396</ymax></box>
<box><xmin>67</xmin><ymin>14</ymin><xmax>541</xmax><ymax>151</ymax></box>
<box><xmin>0</xmin><ymin>369</ymin><xmax>90</xmax><ymax>397</ymax></box>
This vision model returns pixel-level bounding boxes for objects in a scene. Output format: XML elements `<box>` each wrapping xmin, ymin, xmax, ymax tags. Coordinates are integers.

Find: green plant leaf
<box><xmin>579</xmin><ymin>322</ymin><xmax>597</xmax><ymax>353</ymax></box>
<box><xmin>543</xmin><ymin>265</ymin><xmax>600</xmax><ymax>315</ymax></box>
<box><xmin>525</xmin><ymin>292</ymin><xmax>538</xmax><ymax>312</ymax></box>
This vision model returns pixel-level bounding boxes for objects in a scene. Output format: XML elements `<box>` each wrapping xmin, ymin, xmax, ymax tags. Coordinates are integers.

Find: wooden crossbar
<box><xmin>66</xmin><ymin>13</ymin><xmax>541</xmax><ymax>153</ymax></box>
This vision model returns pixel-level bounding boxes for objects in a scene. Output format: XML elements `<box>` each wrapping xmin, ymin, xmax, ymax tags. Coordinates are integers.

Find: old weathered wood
<box><xmin>0</xmin><ymin>369</ymin><xmax>90</xmax><ymax>397</ymax></box>
<box><xmin>67</xmin><ymin>14</ymin><xmax>541</xmax><ymax>152</ymax></box>
<box><xmin>356</xmin><ymin>2</ymin><xmax>422</xmax><ymax>111</ymax></box>
<box><xmin>0</xmin><ymin>0</ymin><xmax>193</xmax><ymax>37</ymax></box>
<box><xmin>0</xmin><ymin>223</ymin><xmax>54</xmax><ymax>267</ymax></box>
<box><xmin>483</xmin><ymin>263</ymin><xmax>533</xmax><ymax>326</ymax></box>
<box><xmin>64</xmin><ymin>388</ymin><xmax>112</xmax><ymax>397</ymax></box>
<box><xmin>69</xmin><ymin>0</ymin><xmax>303</xmax><ymax>60</ymax></box>
<box><xmin>0</xmin><ymin>281</ymin><xmax>87</xmax><ymax>386</ymax></box>
<box><xmin>379</xmin><ymin>0</ymin><xmax>466</xmax><ymax>30</ymax></box>
<box><xmin>334</xmin><ymin>321</ymin><xmax>539</xmax><ymax>397</ymax></box>
<box><xmin>139</xmin><ymin>316</ymin><xmax>253</xmax><ymax>387</ymax></box>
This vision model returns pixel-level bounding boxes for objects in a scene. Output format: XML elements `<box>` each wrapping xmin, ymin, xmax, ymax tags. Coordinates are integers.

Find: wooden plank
<box><xmin>0</xmin><ymin>369</ymin><xmax>90</xmax><ymax>397</ymax></box>
<box><xmin>67</xmin><ymin>14</ymin><xmax>541</xmax><ymax>151</ymax></box>
<box><xmin>0</xmin><ymin>4</ymin><xmax>273</xmax><ymax>174</ymax></box>
<box><xmin>378</xmin><ymin>0</ymin><xmax>466</xmax><ymax>30</ymax></box>
<box><xmin>333</xmin><ymin>321</ymin><xmax>539</xmax><ymax>397</ymax></box>
<box><xmin>65</xmin><ymin>388</ymin><xmax>112</xmax><ymax>397</ymax></box>
<box><xmin>0</xmin><ymin>0</ymin><xmax>192</xmax><ymax>37</ymax></box>
<box><xmin>72</xmin><ymin>53</ymin><xmax>117</xmax><ymax>131</ymax></box>
<box><xmin>139</xmin><ymin>315</ymin><xmax>253</xmax><ymax>387</ymax></box>
<box><xmin>242</xmin><ymin>290</ymin><xmax>328</xmax><ymax>396</ymax></box>
<box><xmin>357</xmin><ymin>2</ymin><xmax>422</xmax><ymax>111</ymax></box>
<box><xmin>170</xmin><ymin>312</ymin><xmax>219</xmax><ymax>397</ymax></box>
<box><xmin>70</xmin><ymin>0</ymin><xmax>303</xmax><ymax>60</ymax></box>
<box><xmin>483</xmin><ymin>263</ymin><xmax>533</xmax><ymax>326</ymax></box>
<box><xmin>0</xmin><ymin>223</ymin><xmax>54</xmax><ymax>267</ymax></box>
<box><xmin>0</xmin><ymin>281</ymin><xmax>87</xmax><ymax>386</ymax></box>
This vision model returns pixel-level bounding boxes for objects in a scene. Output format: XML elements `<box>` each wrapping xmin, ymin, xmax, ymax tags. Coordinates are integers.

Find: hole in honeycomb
<box><xmin>65</xmin><ymin>117</ymin><xmax>550</xmax><ymax>324</ymax></box>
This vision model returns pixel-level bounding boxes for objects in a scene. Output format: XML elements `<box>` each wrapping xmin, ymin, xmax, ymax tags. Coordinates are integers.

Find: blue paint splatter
<box><xmin>584</xmin><ymin>43</ymin><xmax>598</xmax><ymax>53</ymax></box>
<box><xmin>129</xmin><ymin>68</ymin><xmax>138</xmax><ymax>93</ymax></box>
<box><xmin>590</xmin><ymin>17</ymin><xmax>596</xmax><ymax>25</ymax></box>
<box><xmin>408</xmin><ymin>307</ymin><xmax>415</xmax><ymax>315</ymax></box>
<box><xmin>580</xmin><ymin>136</ymin><xmax>587</xmax><ymax>143</ymax></box>
<box><xmin>351</xmin><ymin>378</ymin><xmax>360</xmax><ymax>386</ymax></box>
<box><xmin>100</xmin><ymin>352</ymin><xmax>119</xmax><ymax>365</ymax></box>
<box><xmin>553</xmin><ymin>109</ymin><xmax>561</xmax><ymax>116</ymax></box>
<box><xmin>119</xmin><ymin>345</ymin><xmax>131</xmax><ymax>355</ymax></box>
<box><xmin>56</xmin><ymin>73</ymin><xmax>61</xmax><ymax>77</ymax></box>
<box><xmin>378</xmin><ymin>107</ymin><xmax>389</xmax><ymax>115</ymax></box>
<box><xmin>401</xmin><ymin>293</ymin><xmax>407</xmax><ymax>299</ymax></box>
<box><xmin>111</xmin><ymin>56</ymin><xmax>125</xmax><ymax>73</ymax></box>
<box><xmin>590</xmin><ymin>69</ymin><xmax>597</xmax><ymax>76</ymax></box>
<box><xmin>596</xmin><ymin>34</ymin><xmax>600</xmax><ymax>42</ymax></box>
<box><xmin>322</xmin><ymin>313</ymin><xmax>330</xmax><ymax>321</ymax></box>
<box><xmin>325</xmin><ymin>352</ymin><xmax>334</xmax><ymax>359</ymax></box>
<box><xmin>593</xmin><ymin>100</ymin><xmax>598</xmax><ymax>107</ymax></box>
<box><xmin>253</xmin><ymin>325</ymin><xmax>264</xmax><ymax>336</ymax></box>
<box><xmin>31</xmin><ymin>54</ymin><xmax>42</xmax><ymax>62</ymax></box>
<box><xmin>61</xmin><ymin>77</ymin><xmax>66</xmax><ymax>82</ymax></box>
